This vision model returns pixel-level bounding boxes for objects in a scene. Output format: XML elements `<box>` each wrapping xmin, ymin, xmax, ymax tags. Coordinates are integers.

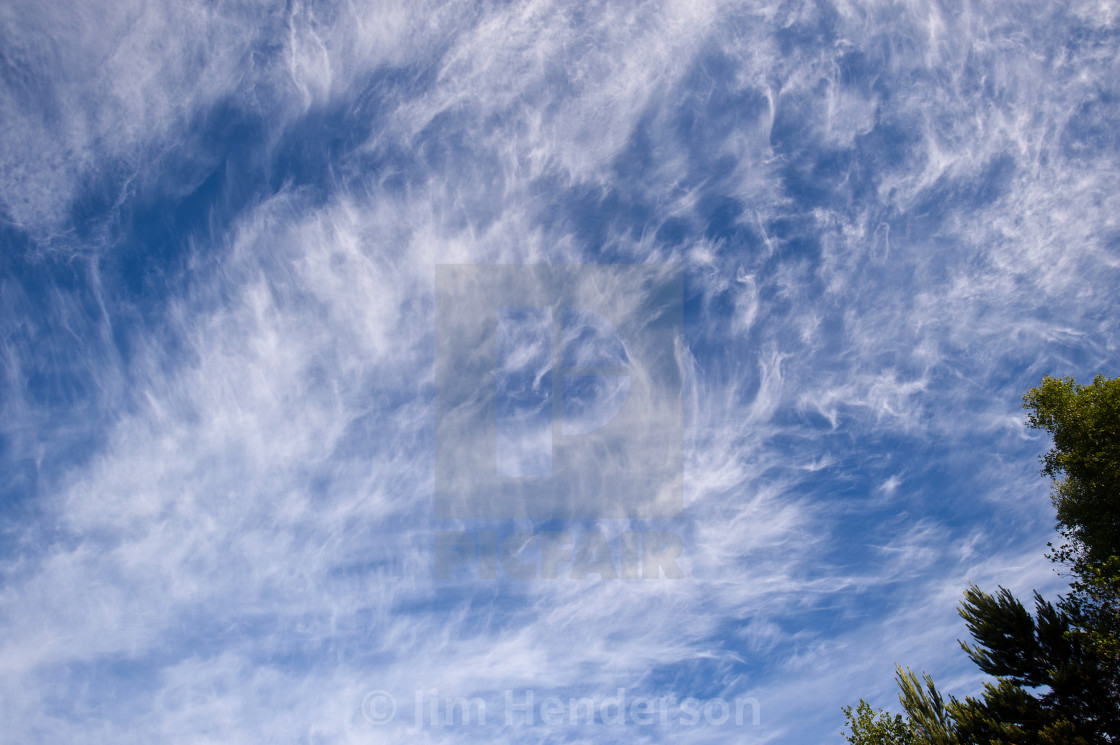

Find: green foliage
<box><xmin>1025</xmin><ymin>374</ymin><xmax>1120</xmax><ymax>724</ymax></box>
<box><xmin>842</xmin><ymin>699</ymin><xmax>916</xmax><ymax>745</ymax></box>
<box><xmin>843</xmin><ymin>374</ymin><xmax>1120</xmax><ymax>745</ymax></box>
<box><xmin>1023</xmin><ymin>374</ymin><xmax>1120</xmax><ymax>570</ymax></box>
<box><xmin>951</xmin><ymin>585</ymin><xmax>1117</xmax><ymax>744</ymax></box>
<box><xmin>1025</xmin><ymin>374</ymin><xmax>1120</xmax><ymax>681</ymax></box>
<box><xmin>957</xmin><ymin>586</ymin><xmax>1044</xmax><ymax>685</ymax></box>
<box><xmin>850</xmin><ymin>585</ymin><xmax>1119</xmax><ymax>745</ymax></box>
<box><xmin>896</xmin><ymin>668</ymin><xmax>957</xmax><ymax>745</ymax></box>
<box><xmin>1066</xmin><ymin>556</ymin><xmax>1120</xmax><ymax>661</ymax></box>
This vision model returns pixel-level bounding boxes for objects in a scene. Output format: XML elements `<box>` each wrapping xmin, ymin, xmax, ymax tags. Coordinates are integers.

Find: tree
<box><xmin>1025</xmin><ymin>375</ymin><xmax>1120</xmax><ymax>663</ymax></box>
<box><xmin>842</xmin><ymin>699</ymin><xmax>916</xmax><ymax>745</ymax></box>
<box><xmin>843</xmin><ymin>374</ymin><xmax>1120</xmax><ymax>745</ymax></box>
<box><xmin>1023</xmin><ymin>374</ymin><xmax>1120</xmax><ymax>571</ymax></box>
<box><xmin>949</xmin><ymin>585</ymin><xmax>1116</xmax><ymax>743</ymax></box>
<box><xmin>895</xmin><ymin>669</ymin><xmax>955</xmax><ymax>745</ymax></box>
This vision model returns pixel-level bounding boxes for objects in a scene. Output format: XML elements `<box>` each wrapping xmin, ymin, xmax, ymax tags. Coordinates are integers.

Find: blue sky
<box><xmin>2</xmin><ymin>0</ymin><xmax>1119</xmax><ymax>742</ymax></box>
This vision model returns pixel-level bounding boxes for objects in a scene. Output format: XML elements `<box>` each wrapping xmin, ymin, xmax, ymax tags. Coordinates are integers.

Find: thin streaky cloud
<box><xmin>1</xmin><ymin>1</ymin><xmax>1117</xmax><ymax>743</ymax></box>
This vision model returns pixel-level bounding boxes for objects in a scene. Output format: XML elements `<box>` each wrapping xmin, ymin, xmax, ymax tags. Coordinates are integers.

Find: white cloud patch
<box><xmin>1</xmin><ymin>0</ymin><xmax>1118</xmax><ymax>743</ymax></box>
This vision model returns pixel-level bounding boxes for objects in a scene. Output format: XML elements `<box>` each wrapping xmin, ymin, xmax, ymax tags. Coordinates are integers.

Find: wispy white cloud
<box><xmin>1</xmin><ymin>0</ymin><xmax>1118</xmax><ymax>743</ymax></box>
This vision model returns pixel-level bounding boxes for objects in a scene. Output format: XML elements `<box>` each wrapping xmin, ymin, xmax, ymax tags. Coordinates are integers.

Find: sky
<box><xmin>1</xmin><ymin>0</ymin><xmax>1119</xmax><ymax>743</ymax></box>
